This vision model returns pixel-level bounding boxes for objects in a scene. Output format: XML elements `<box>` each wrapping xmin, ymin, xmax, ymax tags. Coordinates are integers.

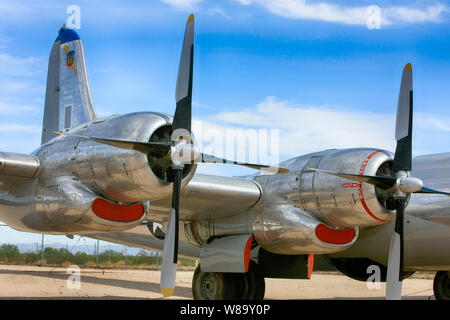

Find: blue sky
<box><xmin>0</xmin><ymin>0</ymin><xmax>450</xmax><ymax>245</ymax></box>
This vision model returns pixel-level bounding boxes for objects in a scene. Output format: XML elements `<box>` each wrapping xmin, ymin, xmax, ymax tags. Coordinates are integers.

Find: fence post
<box><xmin>96</xmin><ymin>240</ymin><xmax>99</xmax><ymax>269</ymax></box>
<box><xmin>40</xmin><ymin>234</ymin><xmax>44</xmax><ymax>267</ymax></box>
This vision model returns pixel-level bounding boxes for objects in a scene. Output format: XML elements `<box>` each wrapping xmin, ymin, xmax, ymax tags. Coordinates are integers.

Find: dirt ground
<box><xmin>0</xmin><ymin>264</ymin><xmax>436</xmax><ymax>300</ymax></box>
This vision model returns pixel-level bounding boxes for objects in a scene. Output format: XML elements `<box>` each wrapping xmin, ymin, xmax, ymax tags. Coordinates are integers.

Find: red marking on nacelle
<box><xmin>92</xmin><ymin>198</ymin><xmax>144</xmax><ymax>223</ymax></box>
<box><xmin>342</xmin><ymin>183</ymin><xmax>358</xmax><ymax>188</ymax></box>
<box><xmin>315</xmin><ymin>224</ymin><xmax>356</xmax><ymax>245</ymax></box>
<box><xmin>244</xmin><ymin>235</ymin><xmax>253</xmax><ymax>272</ymax></box>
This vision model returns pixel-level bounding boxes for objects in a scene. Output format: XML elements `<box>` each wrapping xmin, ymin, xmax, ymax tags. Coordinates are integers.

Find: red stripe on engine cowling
<box><xmin>92</xmin><ymin>198</ymin><xmax>145</xmax><ymax>222</ymax></box>
<box><xmin>315</xmin><ymin>224</ymin><xmax>356</xmax><ymax>245</ymax></box>
<box><xmin>357</xmin><ymin>150</ymin><xmax>389</xmax><ymax>223</ymax></box>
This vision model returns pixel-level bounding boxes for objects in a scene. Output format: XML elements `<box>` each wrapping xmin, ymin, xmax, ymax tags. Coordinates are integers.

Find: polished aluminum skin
<box><xmin>200</xmin><ymin>234</ymin><xmax>253</xmax><ymax>272</ymax></box>
<box><xmin>150</xmin><ymin>174</ymin><xmax>261</xmax><ymax>222</ymax></box>
<box><xmin>259</xmin><ymin>148</ymin><xmax>396</xmax><ymax>228</ymax></box>
<box><xmin>43</xmin><ymin>112</ymin><xmax>195</xmax><ymax>203</ymax></box>
<box><xmin>252</xmin><ymin>203</ymin><xmax>358</xmax><ymax>255</ymax></box>
<box><xmin>0</xmin><ymin>152</ymin><xmax>40</xmax><ymax>179</ymax></box>
<box><xmin>0</xmin><ymin>112</ymin><xmax>197</xmax><ymax>234</ymax></box>
<box><xmin>408</xmin><ymin>152</ymin><xmax>450</xmax><ymax>226</ymax></box>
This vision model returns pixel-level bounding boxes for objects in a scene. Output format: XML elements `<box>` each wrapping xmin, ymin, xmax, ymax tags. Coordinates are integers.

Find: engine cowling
<box><xmin>297</xmin><ymin>148</ymin><xmax>397</xmax><ymax>228</ymax></box>
<box><xmin>40</xmin><ymin>112</ymin><xmax>197</xmax><ymax>203</ymax></box>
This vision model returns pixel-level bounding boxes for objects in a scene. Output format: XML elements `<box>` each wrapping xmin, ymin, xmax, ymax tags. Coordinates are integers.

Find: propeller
<box><xmin>385</xmin><ymin>63</ymin><xmax>413</xmax><ymax>300</ymax></box>
<box><xmin>159</xmin><ymin>13</ymin><xmax>195</xmax><ymax>297</ymax></box>
<box><xmin>56</xmin><ymin>14</ymin><xmax>288</xmax><ymax>297</ymax></box>
<box><xmin>311</xmin><ymin>63</ymin><xmax>449</xmax><ymax>300</ymax></box>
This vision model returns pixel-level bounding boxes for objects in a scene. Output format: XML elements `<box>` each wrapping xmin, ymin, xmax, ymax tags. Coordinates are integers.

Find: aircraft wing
<box><xmin>149</xmin><ymin>173</ymin><xmax>262</xmax><ymax>222</ymax></box>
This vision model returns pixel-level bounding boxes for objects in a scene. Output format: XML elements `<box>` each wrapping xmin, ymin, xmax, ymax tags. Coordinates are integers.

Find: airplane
<box><xmin>0</xmin><ymin>14</ymin><xmax>449</xmax><ymax>300</ymax></box>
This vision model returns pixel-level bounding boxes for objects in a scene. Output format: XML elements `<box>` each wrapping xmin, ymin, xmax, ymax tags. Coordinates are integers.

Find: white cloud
<box><xmin>194</xmin><ymin>96</ymin><xmax>450</xmax><ymax>166</ymax></box>
<box><xmin>415</xmin><ymin>114</ymin><xmax>450</xmax><ymax>132</ymax></box>
<box><xmin>383</xmin><ymin>4</ymin><xmax>448</xmax><ymax>24</ymax></box>
<box><xmin>210</xmin><ymin>96</ymin><xmax>396</xmax><ymax>157</ymax></box>
<box><xmin>235</xmin><ymin>0</ymin><xmax>448</xmax><ymax>26</ymax></box>
<box><xmin>0</xmin><ymin>80</ymin><xmax>31</xmax><ymax>92</ymax></box>
<box><xmin>0</xmin><ymin>123</ymin><xmax>41</xmax><ymax>134</ymax></box>
<box><xmin>161</xmin><ymin>0</ymin><xmax>204</xmax><ymax>10</ymax></box>
<box><xmin>0</xmin><ymin>54</ymin><xmax>44</xmax><ymax>77</ymax></box>
<box><xmin>0</xmin><ymin>102</ymin><xmax>39</xmax><ymax>115</ymax></box>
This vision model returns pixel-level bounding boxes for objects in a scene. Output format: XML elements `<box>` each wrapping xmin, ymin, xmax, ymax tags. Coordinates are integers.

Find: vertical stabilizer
<box><xmin>41</xmin><ymin>26</ymin><xmax>96</xmax><ymax>144</ymax></box>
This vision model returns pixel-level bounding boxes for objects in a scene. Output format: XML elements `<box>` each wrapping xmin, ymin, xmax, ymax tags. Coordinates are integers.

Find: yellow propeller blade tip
<box><xmin>187</xmin><ymin>13</ymin><xmax>194</xmax><ymax>24</ymax></box>
<box><xmin>403</xmin><ymin>63</ymin><xmax>412</xmax><ymax>72</ymax></box>
<box><xmin>161</xmin><ymin>288</ymin><xmax>174</xmax><ymax>297</ymax></box>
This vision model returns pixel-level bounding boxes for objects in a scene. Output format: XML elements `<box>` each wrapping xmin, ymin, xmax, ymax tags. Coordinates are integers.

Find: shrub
<box><xmin>0</xmin><ymin>244</ymin><xmax>20</xmax><ymax>263</ymax></box>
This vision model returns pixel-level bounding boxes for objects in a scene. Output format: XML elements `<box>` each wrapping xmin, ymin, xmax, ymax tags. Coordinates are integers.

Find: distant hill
<box><xmin>5</xmin><ymin>242</ymin><xmax>160</xmax><ymax>257</ymax></box>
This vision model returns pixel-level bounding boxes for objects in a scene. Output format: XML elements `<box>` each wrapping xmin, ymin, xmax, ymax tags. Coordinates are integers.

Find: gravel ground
<box><xmin>0</xmin><ymin>264</ymin><xmax>436</xmax><ymax>300</ymax></box>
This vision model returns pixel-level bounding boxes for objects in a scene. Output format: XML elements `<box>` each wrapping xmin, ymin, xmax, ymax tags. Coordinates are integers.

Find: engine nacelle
<box><xmin>252</xmin><ymin>204</ymin><xmax>359</xmax><ymax>255</ymax></box>
<box><xmin>297</xmin><ymin>148</ymin><xmax>397</xmax><ymax>228</ymax></box>
<box><xmin>39</xmin><ymin>112</ymin><xmax>196</xmax><ymax>203</ymax></box>
<box><xmin>33</xmin><ymin>177</ymin><xmax>149</xmax><ymax>234</ymax></box>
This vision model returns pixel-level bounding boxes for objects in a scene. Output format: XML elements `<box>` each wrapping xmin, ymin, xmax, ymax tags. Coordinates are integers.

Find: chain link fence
<box><xmin>0</xmin><ymin>239</ymin><xmax>197</xmax><ymax>270</ymax></box>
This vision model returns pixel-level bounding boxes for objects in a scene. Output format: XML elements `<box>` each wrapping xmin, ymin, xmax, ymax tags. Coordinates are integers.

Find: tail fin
<box><xmin>41</xmin><ymin>26</ymin><xmax>97</xmax><ymax>144</ymax></box>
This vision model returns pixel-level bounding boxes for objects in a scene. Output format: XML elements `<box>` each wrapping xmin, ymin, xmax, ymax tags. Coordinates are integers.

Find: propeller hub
<box><xmin>170</xmin><ymin>143</ymin><xmax>200</xmax><ymax>167</ymax></box>
<box><xmin>396</xmin><ymin>176</ymin><xmax>423</xmax><ymax>194</ymax></box>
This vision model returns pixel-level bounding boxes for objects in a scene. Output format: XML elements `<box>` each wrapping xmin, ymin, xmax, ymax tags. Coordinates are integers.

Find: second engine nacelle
<box><xmin>258</xmin><ymin>148</ymin><xmax>398</xmax><ymax>229</ymax></box>
<box><xmin>300</xmin><ymin>148</ymin><xmax>396</xmax><ymax>228</ymax></box>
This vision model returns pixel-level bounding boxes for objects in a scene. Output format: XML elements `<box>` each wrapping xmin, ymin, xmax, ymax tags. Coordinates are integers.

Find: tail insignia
<box><xmin>64</xmin><ymin>44</ymin><xmax>77</xmax><ymax>73</ymax></box>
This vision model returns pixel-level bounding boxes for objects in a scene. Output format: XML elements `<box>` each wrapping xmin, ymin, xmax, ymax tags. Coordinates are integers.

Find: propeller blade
<box><xmin>54</xmin><ymin>132</ymin><xmax>171</xmax><ymax>156</ymax></box>
<box><xmin>308</xmin><ymin>168</ymin><xmax>396</xmax><ymax>189</ymax></box>
<box><xmin>173</xmin><ymin>13</ymin><xmax>194</xmax><ymax>135</ymax></box>
<box><xmin>160</xmin><ymin>167</ymin><xmax>182</xmax><ymax>297</ymax></box>
<box><xmin>386</xmin><ymin>64</ymin><xmax>413</xmax><ymax>300</ymax></box>
<box><xmin>386</xmin><ymin>198</ymin><xmax>405</xmax><ymax>300</ymax></box>
<box><xmin>160</xmin><ymin>208</ymin><xmax>177</xmax><ymax>297</ymax></box>
<box><xmin>196</xmin><ymin>153</ymin><xmax>289</xmax><ymax>174</ymax></box>
<box><xmin>143</xmin><ymin>222</ymin><xmax>166</xmax><ymax>240</ymax></box>
<box><xmin>393</xmin><ymin>63</ymin><xmax>413</xmax><ymax>172</ymax></box>
<box><xmin>415</xmin><ymin>186</ymin><xmax>450</xmax><ymax>196</ymax></box>
<box><xmin>159</xmin><ymin>15</ymin><xmax>195</xmax><ymax>298</ymax></box>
